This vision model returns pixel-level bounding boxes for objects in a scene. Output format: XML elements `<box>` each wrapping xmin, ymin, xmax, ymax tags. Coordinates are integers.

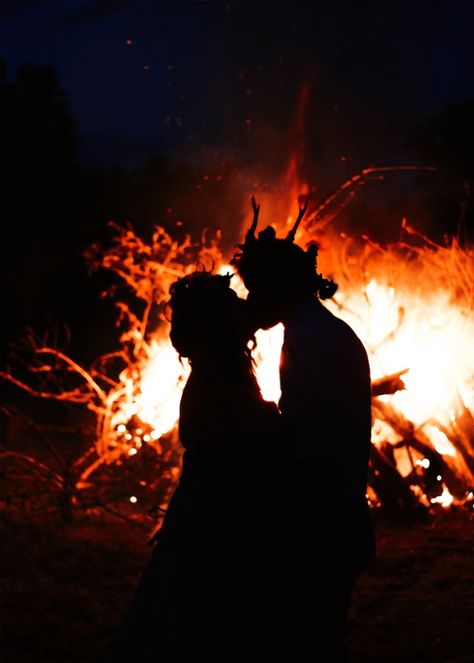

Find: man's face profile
<box><xmin>247</xmin><ymin>287</ymin><xmax>286</xmax><ymax>330</ymax></box>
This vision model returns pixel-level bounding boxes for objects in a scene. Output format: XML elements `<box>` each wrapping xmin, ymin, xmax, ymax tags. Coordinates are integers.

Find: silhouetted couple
<box><xmin>108</xmin><ymin>197</ymin><xmax>375</xmax><ymax>662</ymax></box>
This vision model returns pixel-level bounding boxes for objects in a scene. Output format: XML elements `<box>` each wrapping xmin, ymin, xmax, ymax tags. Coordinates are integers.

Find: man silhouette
<box><xmin>233</xmin><ymin>197</ymin><xmax>376</xmax><ymax>662</ymax></box>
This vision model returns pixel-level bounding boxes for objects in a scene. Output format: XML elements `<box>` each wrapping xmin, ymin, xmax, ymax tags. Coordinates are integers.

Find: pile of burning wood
<box><xmin>2</xmin><ymin>171</ymin><xmax>473</xmax><ymax>521</ymax></box>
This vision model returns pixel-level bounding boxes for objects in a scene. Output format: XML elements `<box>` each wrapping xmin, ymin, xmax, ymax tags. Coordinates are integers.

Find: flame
<box><xmin>252</xmin><ymin>325</ymin><xmax>285</xmax><ymax>403</ymax></box>
<box><xmin>218</xmin><ymin>264</ymin><xmax>285</xmax><ymax>403</ymax></box>
<box><xmin>110</xmin><ymin>240</ymin><xmax>474</xmax><ymax>480</ymax></box>
<box><xmin>102</xmin><ymin>221</ymin><xmax>473</xmax><ymax>511</ymax></box>
<box><xmin>111</xmin><ymin>338</ymin><xmax>190</xmax><ymax>447</ymax></box>
<box><xmin>72</xmin><ymin>154</ymin><xmax>473</xmax><ymax>512</ymax></box>
<box><xmin>422</xmin><ymin>424</ymin><xmax>457</xmax><ymax>457</ymax></box>
<box><xmin>327</xmin><ymin>278</ymin><xmax>474</xmax><ymax>433</ymax></box>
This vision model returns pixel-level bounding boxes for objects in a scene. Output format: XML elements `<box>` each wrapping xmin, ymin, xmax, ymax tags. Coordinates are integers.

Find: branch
<box><xmin>0</xmin><ymin>404</ymin><xmax>67</xmax><ymax>474</ymax></box>
<box><xmin>0</xmin><ymin>450</ymin><xmax>64</xmax><ymax>487</ymax></box>
<box><xmin>92</xmin><ymin>503</ymin><xmax>147</xmax><ymax>529</ymax></box>
<box><xmin>372</xmin><ymin>369</ymin><xmax>409</xmax><ymax>397</ymax></box>
<box><xmin>36</xmin><ymin>348</ymin><xmax>107</xmax><ymax>402</ymax></box>
<box><xmin>0</xmin><ymin>371</ymin><xmax>92</xmax><ymax>403</ymax></box>
<box><xmin>306</xmin><ymin>165</ymin><xmax>436</xmax><ymax>229</ymax></box>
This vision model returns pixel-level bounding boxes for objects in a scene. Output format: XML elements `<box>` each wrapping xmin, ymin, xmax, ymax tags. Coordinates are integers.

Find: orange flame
<box><xmin>92</xmin><ymin>165</ymin><xmax>473</xmax><ymax>510</ymax></box>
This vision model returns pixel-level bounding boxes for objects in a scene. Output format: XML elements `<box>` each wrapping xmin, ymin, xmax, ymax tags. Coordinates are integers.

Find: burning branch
<box><xmin>371</xmin><ymin>369</ymin><xmax>409</xmax><ymax>397</ymax></box>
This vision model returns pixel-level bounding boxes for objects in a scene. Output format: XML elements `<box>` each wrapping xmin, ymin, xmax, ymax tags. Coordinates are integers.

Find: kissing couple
<box><xmin>107</xmin><ymin>197</ymin><xmax>375</xmax><ymax>663</ymax></box>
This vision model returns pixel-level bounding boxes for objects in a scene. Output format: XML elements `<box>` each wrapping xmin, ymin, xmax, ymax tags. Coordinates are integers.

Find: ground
<box><xmin>1</xmin><ymin>507</ymin><xmax>473</xmax><ymax>663</ymax></box>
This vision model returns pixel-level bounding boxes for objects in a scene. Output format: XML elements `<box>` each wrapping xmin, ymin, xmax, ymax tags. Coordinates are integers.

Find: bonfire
<box><xmin>1</xmin><ymin>167</ymin><xmax>473</xmax><ymax>525</ymax></box>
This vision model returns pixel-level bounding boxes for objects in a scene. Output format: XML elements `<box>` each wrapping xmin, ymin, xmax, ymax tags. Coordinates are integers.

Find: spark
<box><xmin>416</xmin><ymin>458</ymin><xmax>430</xmax><ymax>469</ymax></box>
<box><xmin>430</xmin><ymin>485</ymin><xmax>454</xmax><ymax>508</ymax></box>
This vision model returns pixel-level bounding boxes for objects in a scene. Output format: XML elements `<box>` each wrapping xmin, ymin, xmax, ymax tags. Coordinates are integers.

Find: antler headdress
<box><xmin>241</xmin><ymin>195</ymin><xmax>309</xmax><ymax>247</ymax></box>
<box><xmin>233</xmin><ymin>196</ymin><xmax>337</xmax><ymax>300</ymax></box>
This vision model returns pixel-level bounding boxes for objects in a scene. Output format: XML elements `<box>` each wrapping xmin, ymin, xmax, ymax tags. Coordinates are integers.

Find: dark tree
<box><xmin>1</xmin><ymin>62</ymin><xmax>82</xmax><ymax>361</ymax></box>
<box><xmin>1</xmin><ymin>61</ymin><xmax>78</xmax><ymax>213</ymax></box>
<box><xmin>408</xmin><ymin>99</ymin><xmax>474</xmax><ymax>241</ymax></box>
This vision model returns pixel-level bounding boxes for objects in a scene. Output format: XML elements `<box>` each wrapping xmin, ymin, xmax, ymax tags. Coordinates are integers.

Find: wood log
<box><xmin>369</xmin><ymin>444</ymin><xmax>427</xmax><ymax>517</ymax></box>
<box><xmin>371</xmin><ymin>369</ymin><xmax>409</xmax><ymax>397</ymax></box>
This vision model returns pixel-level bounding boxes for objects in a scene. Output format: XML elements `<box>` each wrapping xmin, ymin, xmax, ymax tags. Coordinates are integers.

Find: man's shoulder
<box><xmin>331</xmin><ymin>313</ymin><xmax>369</xmax><ymax>358</ymax></box>
<box><xmin>301</xmin><ymin>300</ymin><xmax>363</xmax><ymax>339</ymax></box>
<box><xmin>329</xmin><ymin>311</ymin><xmax>364</xmax><ymax>343</ymax></box>
<box><xmin>287</xmin><ymin>300</ymin><xmax>368</xmax><ymax>360</ymax></box>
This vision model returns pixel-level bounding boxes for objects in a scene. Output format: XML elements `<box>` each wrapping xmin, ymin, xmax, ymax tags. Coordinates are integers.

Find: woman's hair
<box><xmin>169</xmin><ymin>272</ymin><xmax>253</xmax><ymax>360</ymax></box>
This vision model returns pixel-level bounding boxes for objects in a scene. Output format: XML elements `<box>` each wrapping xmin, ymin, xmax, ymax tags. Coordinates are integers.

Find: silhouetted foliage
<box><xmin>0</xmin><ymin>61</ymin><xmax>107</xmax><ymax>365</ymax></box>
<box><xmin>1</xmin><ymin>61</ymin><xmax>78</xmax><ymax>213</ymax></box>
<box><xmin>409</xmin><ymin>100</ymin><xmax>474</xmax><ymax>181</ymax></box>
<box><xmin>407</xmin><ymin>100</ymin><xmax>474</xmax><ymax>241</ymax></box>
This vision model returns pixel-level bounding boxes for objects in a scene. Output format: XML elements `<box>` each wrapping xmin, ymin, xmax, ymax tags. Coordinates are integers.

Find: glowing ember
<box><xmin>416</xmin><ymin>458</ymin><xmax>431</xmax><ymax>469</ymax></box>
<box><xmin>430</xmin><ymin>484</ymin><xmax>454</xmax><ymax>508</ymax></box>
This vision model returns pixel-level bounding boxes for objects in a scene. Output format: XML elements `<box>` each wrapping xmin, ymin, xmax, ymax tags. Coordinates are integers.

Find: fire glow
<box><xmin>2</xmin><ymin>176</ymin><xmax>473</xmax><ymax>514</ymax></box>
<box><xmin>98</xmin><ymin>216</ymin><xmax>473</xmax><ymax>510</ymax></box>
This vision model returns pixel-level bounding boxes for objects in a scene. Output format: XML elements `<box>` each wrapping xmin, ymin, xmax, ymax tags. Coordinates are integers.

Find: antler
<box><xmin>286</xmin><ymin>196</ymin><xmax>309</xmax><ymax>241</ymax></box>
<box><xmin>244</xmin><ymin>195</ymin><xmax>260</xmax><ymax>245</ymax></box>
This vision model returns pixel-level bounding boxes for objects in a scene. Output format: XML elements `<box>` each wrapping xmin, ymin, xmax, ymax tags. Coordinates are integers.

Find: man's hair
<box><xmin>232</xmin><ymin>210</ymin><xmax>338</xmax><ymax>300</ymax></box>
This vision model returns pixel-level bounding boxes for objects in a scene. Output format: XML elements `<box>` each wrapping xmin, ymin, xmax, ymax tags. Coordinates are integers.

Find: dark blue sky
<box><xmin>2</xmin><ymin>1</ymin><xmax>473</xmax><ymax>168</ymax></box>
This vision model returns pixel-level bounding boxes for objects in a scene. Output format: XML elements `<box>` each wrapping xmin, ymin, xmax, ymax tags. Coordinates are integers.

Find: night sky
<box><xmin>1</xmin><ymin>1</ymin><xmax>473</xmax><ymax>361</ymax></box>
<box><xmin>3</xmin><ymin>1</ymin><xmax>473</xmax><ymax>167</ymax></box>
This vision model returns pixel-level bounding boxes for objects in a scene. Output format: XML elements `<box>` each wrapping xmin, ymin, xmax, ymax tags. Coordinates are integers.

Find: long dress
<box><xmin>107</xmin><ymin>351</ymin><xmax>282</xmax><ymax>663</ymax></box>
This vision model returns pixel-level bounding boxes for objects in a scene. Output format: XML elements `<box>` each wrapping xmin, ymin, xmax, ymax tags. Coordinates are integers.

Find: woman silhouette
<box><xmin>108</xmin><ymin>272</ymin><xmax>282</xmax><ymax>663</ymax></box>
